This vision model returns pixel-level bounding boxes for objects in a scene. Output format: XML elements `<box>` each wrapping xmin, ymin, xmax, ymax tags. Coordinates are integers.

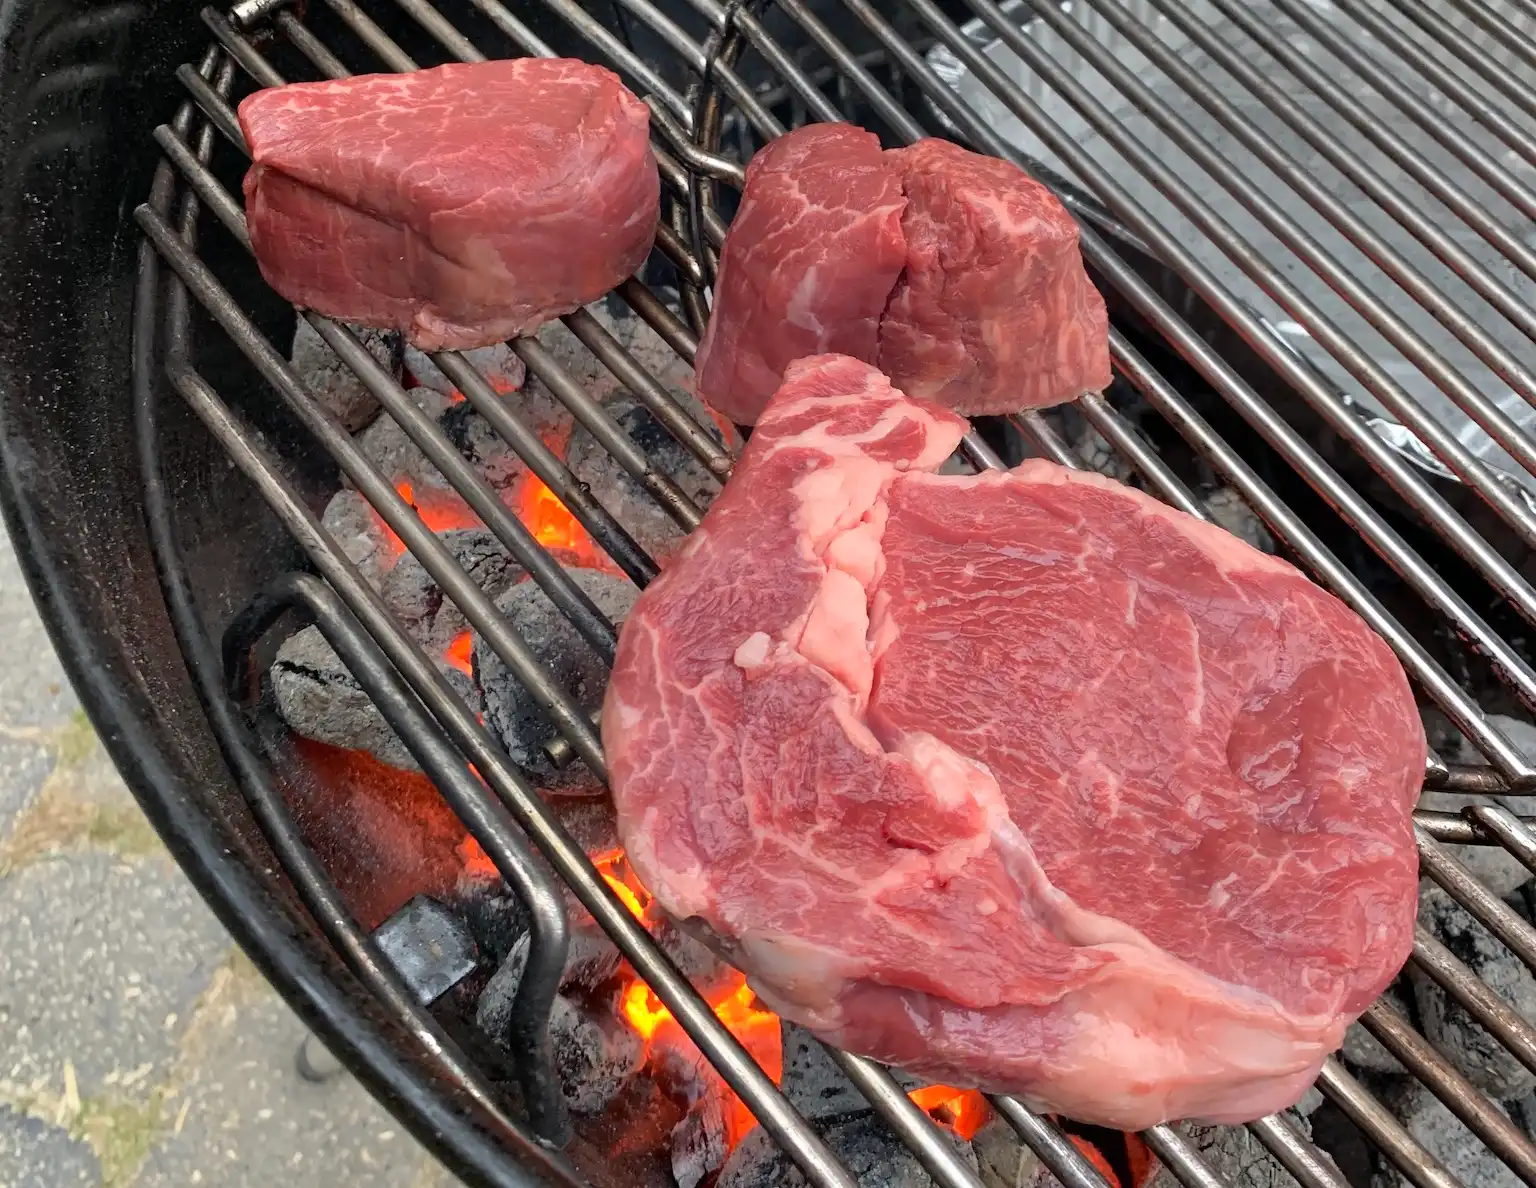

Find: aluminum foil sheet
<box><xmin>927</xmin><ymin>0</ymin><xmax>1536</xmax><ymax>501</ymax></box>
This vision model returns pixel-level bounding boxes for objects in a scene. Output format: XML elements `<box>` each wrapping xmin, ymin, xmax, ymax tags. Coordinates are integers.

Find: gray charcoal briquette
<box><xmin>475</xmin><ymin>568</ymin><xmax>638</xmax><ymax>792</ymax></box>
<box><xmin>1412</xmin><ymin>882</ymin><xmax>1536</xmax><ymax>1098</ymax></box>
<box><xmin>290</xmin><ymin>318</ymin><xmax>401</xmax><ymax>432</ymax></box>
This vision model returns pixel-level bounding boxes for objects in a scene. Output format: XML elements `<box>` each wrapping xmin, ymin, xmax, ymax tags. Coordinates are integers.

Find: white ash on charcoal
<box><xmin>717</xmin><ymin>1112</ymin><xmax>978</xmax><ymax>1188</ymax></box>
<box><xmin>474</xmin><ymin>568</ymin><xmax>639</xmax><ymax>793</ymax></box>
<box><xmin>379</xmin><ymin>528</ymin><xmax>525</xmax><ymax>656</ymax></box>
<box><xmin>1341</xmin><ymin>978</ymin><xmax>1414</xmax><ymax>1078</ymax></box>
<box><xmin>1371</xmin><ymin>1080</ymin><xmax>1523</xmax><ymax>1188</ymax></box>
<box><xmin>322</xmin><ymin>488</ymin><xmax>397</xmax><ymax>591</ymax></box>
<box><xmin>403</xmin><ymin>342</ymin><xmax>526</xmax><ymax>399</ymax></box>
<box><xmin>1071</xmin><ymin>421</ymin><xmax>1135</xmax><ymax>483</ymax></box>
<box><xmin>547</xmin><ymin>992</ymin><xmax>649</xmax><ymax>1116</ymax></box>
<box><xmin>779</xmin><ymin>1022</ymin><xmax>920</xmax><ymax>1122</ymax></box>
<box><xmin>584</xmin><ymin>289</ymin><xmax>696</xmax><ymax>396</ymax></box>
<box><xmin>973</xmin><ymin>1116</ymin><xmax>1048</xmax><ymax>1188</ymax></box>
<box><xmin>671</xmin><ymin>1093</ymin><xmax>732</xmax><ymax>1188</ymax></box>
<box><xmin>1203</xmin><ymin>488</ymin><xmax>1275</xmax><ymax>554</ymax></box>
<box><xmin>271</xmin><ymin>625</ymin><xmax>477</xmax><ymax>772</ymax></box>
<box><xmin>290</xmin><ymin>318</ymin><xmax>402</xmax><ymax>432</ymax></box>
<box><xmin>566</xmin><ymin>390</ymin><xmax>729</xmax><ymax>563</ymax></box>
<box><xmin>1410</xmin><ymin>882</ymin><xmax>1536</xmax><ymax>1099</ymax></box>
<box><xmin>1149</xmin><ymin>1116</ymin><xmax>1324</xmax><ymax>1188</ymax></box>
<box><xmin>477</xmin><ymin>951</ymin><xmax>646</xmax><ymax>1116</ymax></box>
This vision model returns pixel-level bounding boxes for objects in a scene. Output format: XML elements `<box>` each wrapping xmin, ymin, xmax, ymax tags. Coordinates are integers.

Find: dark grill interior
<box><xmin>101</xmin><ymin>0</ymin><xmax>1536</xmax><ymax>1185</ymax></box>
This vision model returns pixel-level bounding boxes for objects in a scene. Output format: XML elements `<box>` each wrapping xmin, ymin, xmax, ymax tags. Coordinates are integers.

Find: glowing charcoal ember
<box><xmin>906</xmin><ymin>1086</ymin><xmax>991</xmax><ymax>1142</ymax></box>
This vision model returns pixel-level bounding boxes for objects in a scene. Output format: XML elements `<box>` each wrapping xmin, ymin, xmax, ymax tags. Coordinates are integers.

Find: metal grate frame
<box><xmin>131</xmin><ymin>1</ymin><xmax>1536</xmax><ymax>1187</ymax></box>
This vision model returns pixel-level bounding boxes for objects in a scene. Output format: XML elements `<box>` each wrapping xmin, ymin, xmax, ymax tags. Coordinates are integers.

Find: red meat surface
<box><xmin>603</xmin><ymin>354</ymin><xmax>1423</xmax><ymax>1129</ymax></box>
<box><xmin>238</xmin><ymin>59</ymin><xmax>659</xmax><ymax>351</ymax></box>
<box><xmin>693</xmin><ymin>125</ymin><xmax>1110</xmax><ymax>424</ymax></box>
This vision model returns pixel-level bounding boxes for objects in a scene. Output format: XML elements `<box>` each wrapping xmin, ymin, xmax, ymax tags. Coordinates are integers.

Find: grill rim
<box><xmin>14</xmin><ymin>0</ymin><xmax>1536</xmax><ymax>1180</ymax></box>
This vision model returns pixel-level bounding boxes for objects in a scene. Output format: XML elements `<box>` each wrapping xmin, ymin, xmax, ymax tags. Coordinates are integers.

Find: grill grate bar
<box><xmin>1070</xmin><ymin>0</ymin><xmax>1536</xmax><ymax>475</ymax></box>
<box><xmin>881</xmin><ymin>0</ymin><xmax>1536</xmax><ymax>781</ymax></box>
<box><xmin>1359</xmin><ymin>999</ymin><xmax>1536</xmax><ymax>1180</ymax></box>
<box><xmin>1246</xmin><ymin>1113</ymin><xmax>1351</xmax><ymax>1188</ymax></box>
<box><xmin>1444</xmin><ymin>0</ymin><xmax>1536</xmax><ymax>78</ymax></box>
<box><xmin>226</xmin><ymin>572</ymin><xmax>575</xmax><ymax>1143</ymax></box>
<box><xmin>1418</xmin><ymin>830</ymin><xmax>1536</xmax><ymax>972</ymax></box>
<box><xmin>940</xmin><ymin>0</ymin><xmax>1536</xmax><ymax>640</ymax></box>
<box><xmin>275</xmin><ymin>8</ymin><xmax>350</xmax><ymax>77</ymax></box>
<box><xmin>1195</xmin><ymin>0</ymin><xmax>1536</xmax><ymax>288</ymax></box>
<box><xmin>994</xmin><ymin>367</ymin><xmax>1356</xmax><ymax>1188</ymax></box>
<box><xmin>1270</xmin><ymin>0</ymin><xmax>1536</xmax><ymax>221</ymax></box>
<box><xmin>1316</xmin><ymin>1058</ymin><xmax>1463</xmax><ymax>1188</ymax></box>
<box><xmin>1016</xmin><ymin>339</ymin><xmax>1536</xmax><ymax>1175</ymax></box>
<box><xmin>141</xmin><ymin>313</ymin><xmax>863</xmax><ymax>1187</ymax></box>
<box><xmin>1126</xmin><ymin>0</ymin><xmax>1536</xmax><ymax>362</ymax></box>
<box><xmin>140</xmin><ymin>180</ymin><xmax>622</xmax><ymax>775</ymax></box>
<box><xmin>153</xmin><ymin>20</ymin><xmax>991</xmax><ymax>1188</ymax></box>
<box><xmin>140</xmin><ymin>1</ymin><xmax>1536</xmax><ymax>1185</ymax></box>
<box><xmin>685</xmin><ymin>0</ymin><xmax>847</xmax><ymax>124</ymax></box>
<box><xmin>1345</xmin><ymin>0</ymin><xmax>1536</xmax><ymax>157</ymax></box>
<box><xmin>1005</xmin><ymin>0</ymin><xmax>1536</xmax><ymax>530</ymax></box>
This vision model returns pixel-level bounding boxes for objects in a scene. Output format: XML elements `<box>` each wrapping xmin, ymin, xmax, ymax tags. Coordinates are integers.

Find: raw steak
<box><xmin>239</xmin><ymin>59</ymin><xmax>659</xmax><ymax>351</ymax></box>
<box><xmin>603</xmin><ymin>355</ymin><xmax>1422</xmax><ymax>1129</ymax></box>
<box><xmin>691</xmin><ymin>124</ymin><xmax>907</xmax><ymax>419</ymax></box>
<box><xmin>693</xmin><ymin>125</ymin><xmax>1110</xmax><ymax>424</ymax></box>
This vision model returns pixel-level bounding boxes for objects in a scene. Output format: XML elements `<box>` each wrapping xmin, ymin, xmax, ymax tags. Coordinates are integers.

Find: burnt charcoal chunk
<box><xmin>672</xmin><ymin>1094</ymin><xmax>731</xmax><ymax>1188</ymax></box>
<box><xmin>380</xmin><ymin>528</ymin><xmax>526</xmax><ymax>655</ymax></box>
<box><xmin>567</xmin><ymin>392</ymin><xmax>726</xmax><ymax>562</ymax></box>
<box><xmin>291</xmin><ymin>318</ymin><xmax>401</xmax><ymax>432</ymax></box>
<box><xmin>548</xmin><ymin>993</ymin><xmax>646</xmax><ymax>1116</ymax></box>
<box><xmin>1150</xmin><ymin>1118</ymin><xmax>1319</xmax><ymax>1188</ymax></box>
<box><xmin>972</xmin><ymin>1116</ymin><xmax>1046</xmax><ymax>1188</ymax></box>
<box><xmin>322</xmin><ymin>489</ymin><xmax>396</xmax><ymax>591</ymax></box>
<box><xmin>1374</xmin><ymin>1081</ymin><xmax>1522</xmax><ymax>1188</ymax></box>
<box><xmin>780</xmin><ymin>1022</ymin><xmax>919</xmax><ymax>1122</ymax></box>
<box><xmin>272</xmin><ymin>625</ymin><xmax>476</xmax><ymax>771</ymax></box>
<box><xmin>373</xmin><ymin>895</ymin><xmax>479</xmax><ymax>1006</ymax></box>
<box><xmin>717</xmin><ymin>1113</ymin><xmax>975</xmax><ymax>1188</ymax></box>
<box><xmin>474</xmin><ymin>568</ymin><xmax>638</xmax><ymax>792</ymax></box>
<box><xmin>1411</xmin><ymin>883</ymin><xmax>1536</xmax><ymax>1099</ymax></box>
<box><xmin>1203</xmin><ymin>488</ymin><xmax>1275</xmax><ymax>554</ymax></box>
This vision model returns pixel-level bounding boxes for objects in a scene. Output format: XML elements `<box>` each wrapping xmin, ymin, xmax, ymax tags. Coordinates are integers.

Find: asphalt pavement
<box><xmin>0</xmin><ymin>522</ymin><xmax>456</xmax><ymax>1187</ymax></box>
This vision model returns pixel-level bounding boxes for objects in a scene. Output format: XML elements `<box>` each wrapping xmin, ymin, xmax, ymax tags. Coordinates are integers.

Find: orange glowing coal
<box><xmin>592</xmin><ymin>847</ymin><xmax>997</xmax><ymax>1154</ymax></box>
<box><xmin>906</xmin><ymin>1085</ymin><xmax>992</xmax><ymax>1142</ymax></box>
<box><xmin>521</xmin><ymin>473</ymin><xmax>594</xmax><ymax>558</ymax></box>
<box><xmin>444</xmin><ymin>630</ymin><xmax>474</xmax><ymax>676</ymax></box>
<box><xmin>377</xmin><ymin>478</ymin><xmax>484</xmax><ymax>559</ymax></box>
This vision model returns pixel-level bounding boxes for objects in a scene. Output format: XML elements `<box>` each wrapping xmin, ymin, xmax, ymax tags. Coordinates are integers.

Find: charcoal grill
<box><xmin>4</xmin><ymin>0</ymin><xmax>1536</xmax><ymax>1184</ymax></box>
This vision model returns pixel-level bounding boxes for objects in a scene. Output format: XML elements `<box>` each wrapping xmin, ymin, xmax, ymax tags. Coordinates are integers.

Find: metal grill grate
<box><xmin>130</xmin><ymin>1</ymin><xmax>1536</xmax><ymax>1186</ymax></box>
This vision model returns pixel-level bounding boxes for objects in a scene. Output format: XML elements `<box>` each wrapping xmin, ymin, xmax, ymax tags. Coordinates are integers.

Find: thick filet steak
<box><xmin>693</xmin><ymin>125</ymin><xmax>1110</xmax><ymax>424</ymax></box>
<box><xmin>238</xmin><ymin>59</ymin><xmax>659</xmax><ymax>351</ymax></box>
<box><xmin>603</xmin><ymin>355</ymin><xmax>1423</xmax><ymax>1129</ymax></box>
